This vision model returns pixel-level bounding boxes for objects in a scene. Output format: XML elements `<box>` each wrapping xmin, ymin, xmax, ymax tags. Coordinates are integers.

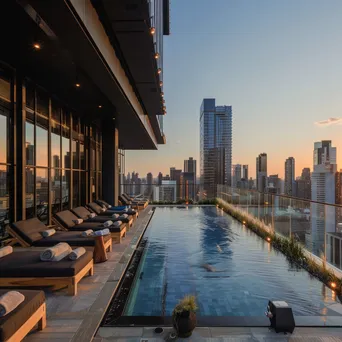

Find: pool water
<box><xmin>123</xmin><ymin>207</ymin><xmax>341</xmax><ymax>319</ymax></box>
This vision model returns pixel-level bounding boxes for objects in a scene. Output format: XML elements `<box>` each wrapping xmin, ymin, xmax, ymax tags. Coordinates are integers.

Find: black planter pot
<box><xmin>172</xmin><ymin>310</ymin><xmax>196</xmax><ymax>338</ymax></box>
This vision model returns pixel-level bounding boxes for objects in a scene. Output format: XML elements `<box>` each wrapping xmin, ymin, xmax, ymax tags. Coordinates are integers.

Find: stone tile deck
<box><xmin>24</xmin><ymin>206</ymin><xmax>154</xmax><ymax>342</ymax></box>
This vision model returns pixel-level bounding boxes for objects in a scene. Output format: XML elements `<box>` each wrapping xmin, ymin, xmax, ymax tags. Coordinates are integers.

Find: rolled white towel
<box><xmin>72</xmin><ymin>218</ymin><xmax>83</xmax><ymax>225</ymax></box>
<box><xmin>0</xmin><ymin>246</ymin><xmax>13</xmax><ymax>259</ymax></box>
<box><xmin>119</xmin><ymin>214</ymin><xmax>128</xmax><ymax>219</ymax></box>
<box><xmin>100</xmin><ymin>208</ymin><xmax>106</xmax><ymax>213</ymax></box>
<box><xmin>81</xmin><ymin>229</ymin><xmax>93</xmax><ymax>237</ymax></box>
<box><xmin>41</xmin><ymin>229</ymin><xmax>56</xmax><ymax>237</ymax></box>
<box><xmin>93</xmin><ymin>228</ymin><xmax>110</xmax><ymax>236</ymax></box>
<box><xmin>112</xmin><ymin>214</ymin><xmax>120</xmax><ymax>219</ymax></box>
<box><xmin>88</xmin><ymin>213</ymin><xmax>96</xmax><ymax>218</ymax></box>
<box><xmin>40</xmin><ymin>242</ymin><xmax>72</xmax><ymax>261</ymax></box>
<box><xmin>103</xmin><ymin>220</ymin><xmax>113</xmax><ymax>228</ymax></box>
<box><xmin>112</xmin><ymin>220</ymin><xmax>122</xmax><ymax>228</ymax></box>
<box><xmin>108</xmin><ymin>205</ymin><xmax>112</xmax><ymax>208</ymax></box>
<box><xmin>69</xmin><ymin>247</ymin><xmax>86</xmax><ymax>261</ymax></box>
<box><xmin>0</xmin><ymin>291</ymin><xmax>25</xmax><ymax>317</ymax></box>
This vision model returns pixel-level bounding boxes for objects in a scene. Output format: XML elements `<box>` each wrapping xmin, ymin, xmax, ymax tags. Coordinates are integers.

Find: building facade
<box><xmin>0</xmin><ymin>0</ymin><xmax>169</xmax><ymax>236</ymax></box>
<box><xmin>296</xmin><ymin>167</ymin><xmax>311</xmax><ymax>200</ymax></box>
<box><xmin>256</xmin><ymin>153</ymin><xmax>267</xmax><ymax>192</ymax></box>
<box><xmin>200</xmin><ymin>99</ymin><xmax>232</xmax><ymax>198</ymax></box>
<box><xmin>309</xmin><ymin>141</ymin><xmax>337</xmax><ymax>256</ymax></box>
<box><xmin>184</xmin><ymin>157</ymin><xmax>196</xmax><ymax>184</ymax></box>
<box><xmin>284</xmin><ymin>157</ymin><xmax>295</xmax><ymax>196</ymax></box>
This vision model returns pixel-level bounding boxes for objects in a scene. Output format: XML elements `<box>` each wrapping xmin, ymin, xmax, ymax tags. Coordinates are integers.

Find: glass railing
<box><xmin>217</xmin><ymin>184</ymin><xmax>342</xmax><ymax>272</ymax></box>
<box><xmin>120</xmin><ymin>183</ymin><xmax>217</xmax><ymax>204</ymax></box>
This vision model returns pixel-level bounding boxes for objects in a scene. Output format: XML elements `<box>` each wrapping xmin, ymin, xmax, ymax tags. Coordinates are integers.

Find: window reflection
<box><xmin>36</xmin><ymin>126</ymin><xmax>48</xmax><ymax>167</ymax></box>
<box><xmin>25</xmin><ymin>167</ymin><xmax>35</xmax><ymax>218</ymax></box>
<box><xmin>36</xmin><ymin>168</ymin><xmax>48</xmax><ymax>223</ymax></box>
<box><xmin>25</xmin><ymin>122</ymin><xmax>34</xmax><ymax>165</ymax></box>
<box><xmin>0</xmin><ymin>165</ymin><xmax>9</xmax><ymax>238</ymax></box>
<box><xmin>36</xmin><ymin>90</ymin><xmax>49</xmax><ymax>117</ymax></box>
<box><xmin>73</xmin><ymin>171</ymin><xmax>79</xmax><ymax>207</ymax></box>
<box><xmin>51</xmin><ymin>133</ymin><xmax>60</xmax><ymax>167</ymax></box>
<box><xmin>62</xmin><ymin>137</ymin><xmax>70</xmax><ymax>168</ymax></box>
<box><xmin>51</xmin><ymin>169</ymin><xmax>61</xmax><ymax>214</ymax></box>
<box><xmin>62</xmin><ymin>170</ymin><xmax>70</xmax><ymax>210</ymax></box>
<box><xmin>0</xmin><ymin>114</ymin><xmax>7</xmax><ymax>164</ymax></box>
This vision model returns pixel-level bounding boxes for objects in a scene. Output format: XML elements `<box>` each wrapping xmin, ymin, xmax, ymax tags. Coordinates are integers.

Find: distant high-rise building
<box><xmin>154</xmin><ymin>180</ymin><xmax>177</xmax><ymax>202</ymax></box>
<box><xmin>147</xmin><ymin>173</ymin><xmax>153</xmax><ymax>185</ymax></box>
<box><xmin>180</xmin><ymin>172</ymin><xmax>196</xmax><ymax>200</ymax></box>
<box><xmin>146</xmin><ymin>172</ymin><xmax>153</xmax><ymax>198</ymax></box>
<box><xmin>267</xmin><ymin>174</ymin><xmax>281</xmax><ymax>194</ymax></box>
<box><xmin>163</xmin><ymin>174</ymin><xmax>171</xmax><ymax>181</ymax></box>
<box><xmin>256</xmin><ymin>153</ymin><xmax>267</xmax><ymax>192</ymax></box>
<box><xmin>232</xmin><ymin>164</ymin><xmax>242</xmax><ymax>187</ymax></box>
<box><xmin>184</xmin><ymin>157</ymin><xmax>197</xmax><ymax>184</ymax></box>
<box><xmin>285</xmin><ymin>157</ymin><xmax>295</xmax><ymax>196</ymax></box>
<box><xmin>309</xmin><ymin>140</ymin><xmax>337</xmax><ymax>255</ymax></box>
<box><xmin>242</xmin><ymin>165</ymin><xmax>248</xmax><ymax>180</ymax></box>
<box><xmin>296</xmin><ymin>168</ymin><xmax>311</xmax><ymax>200</ymax></box>
<box><xmin>157</xmin><ymin>172</ymin><xmax>163</xmax><ymax>185</ymax></box>
<box><xmin>170</xmin><ymin>167</ymin><xmax>182</xmax><ymax>199</ymax></box>
<box><xmin>200</xmin><ymin>98</ymin><xmax>232</xmax><ymax>198</ymax></box>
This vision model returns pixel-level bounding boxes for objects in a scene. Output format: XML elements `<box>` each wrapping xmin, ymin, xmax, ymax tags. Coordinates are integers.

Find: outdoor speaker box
<box><xmin>268</xmin><ymin>300</ymin><xmax>295</xmax><ymax>333</ymax></box>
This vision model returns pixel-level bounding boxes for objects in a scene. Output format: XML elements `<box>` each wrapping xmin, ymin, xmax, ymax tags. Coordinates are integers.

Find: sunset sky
<box><xmin>124</xmin><ymin>1</ymin><xmax>341</xmax><ymax>179</ymax></box>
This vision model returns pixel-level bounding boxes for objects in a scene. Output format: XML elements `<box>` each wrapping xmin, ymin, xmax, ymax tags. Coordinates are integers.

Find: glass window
<box><xmin>0</xmin><ymin>165</ymin><xmax>9</xmax><ymax>238</ymax></box>
<box><xmin>0</xmin><ymin>75</ymin><xmax>10</xmax><ymax>102</ymax></box>
<box><xmin>97</xmin><ymin>172</ymin><xmax>102</xmax><ymax>199</ymax></box>
<box><xmin>25</xmin><ymin>167</ymin><xmax>35</xmax><ymax>218</ymax></box>
<box><xmin>36</xmin><ymin>168</ymin><xmax>49</xmax><ymax>223</ymax></box>
<box><xmin>62</xmin><ymin>137</ymin><xmax>70</xmax><ymax>168</ymax></box>
<box><xmin>51</xmin><ymin>169</ymin><xmax>61</xmax><ymax>214</ymax></box>
<box><xmin>62</xmin><ymin>170</ymin><xmax>70</xmax><ymax>210</ymax></box>
<box><xmin>81</xmin><ymin>171</ymin><xmax>87</xmax><ymax>205</ymax></box>
<box><xmin>72</xmin><ymin>171</ymin><xmax>79</xmax><ymax>207</ymax></box>
<box><xmin>25</xmin><ymin>122</ymin><xmax>34</xmax><ymax>165</ymax></box>
<box><xmin>36</xmin><ymin>126</ymin><xmax>48</xmax><ymax>167</ymax></box>
<box><xmin>72</xmin><ymin>115</ymin><xmax>79</xmax><ymax>134</ymax></box>
<box><xmin>25</xmin><ymin>83</ymin><xmax>35</xmax><ymax>111</ymax></box>
<box><xmin>90</xmin><ymin>147</ymin><xmax>95</xmax><ymax>170</ymax></box>
<box><xmin>0</xmin><ymin>114</ymin><xmax>7</xmax><ymax>164</ymax></box>
<box><xmin>72</xmin><ymin>140</ymin><xmax>79</xmax><ymax>169</ymax></box>
<box><xmin>51</xmin><ymin>133</ymin><xmax>60</xmax><ymax>167</ymax></box>
<box><xmin>80</xmin><ymin>142</ymin><xmax>85</xmax><ymax>170</ymax></box>
<box><xmin>36</xmin><ymin>89</ymin><xmax>49</xmax><ymax>117</ymax></box>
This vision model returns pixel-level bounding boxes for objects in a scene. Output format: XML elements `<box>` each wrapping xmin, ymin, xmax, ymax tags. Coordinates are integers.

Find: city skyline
<box><xmin>126</xmin><ymin>0</ymin><xmax>342</xmax><ymax>178</ymax></box>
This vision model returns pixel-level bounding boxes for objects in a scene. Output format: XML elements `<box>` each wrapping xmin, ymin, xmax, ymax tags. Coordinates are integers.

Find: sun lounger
<box><xmin>119</xmin><ymin>195</ymin><xmax>147</xmax><ymax>210</ymax></box>
<box><xmin>54</xmin><ymin>210</ymin><xmax>126</xmax><ymax>244</ymax></box>
<box><xmin>9</xmin><ymin>218</ymin><xmax>112</xmax><ymax>255</ymax></box>
<box><xmin>94</xmin><ymin>200</ymin><xmax>139</xmax><ymax>219</ymax></box>
<box><xmin>0</xmin><ymin>250</ymin><xmax>93</xmax><ymax>295</ymax></box>
<box><xmin>0</xmin><ymin>289</ymin><xmax>46</xmax><ymax>341</ymax></box>
<box><xmin>71</xmin><ymin>206</ymin><xmax>134</xmax><ymax>229</ymax></box>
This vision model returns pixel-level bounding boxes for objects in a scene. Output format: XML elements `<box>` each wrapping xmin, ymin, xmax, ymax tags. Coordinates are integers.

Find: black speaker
<box><xmin>266</xmin><ymin>301</ymin><xmax>295</xmax><ymax>333</ymax></box>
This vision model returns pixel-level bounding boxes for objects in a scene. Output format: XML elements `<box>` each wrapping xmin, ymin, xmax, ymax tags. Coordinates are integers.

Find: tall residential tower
<box><xmin>284</xmin><ymin>157</ymin><xmax>295</xmax><ymax>196</ymax></box>
<box><xmin>200</xmin><ymin>99</ymin><xmax>232</xmax><ymax>197</ymax></box>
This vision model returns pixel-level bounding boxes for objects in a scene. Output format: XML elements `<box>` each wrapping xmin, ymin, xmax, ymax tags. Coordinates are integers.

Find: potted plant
<box><xmin>172</xmin><ymin>295</ymin><xmax>197</xmax><ymax>337</ymax></box>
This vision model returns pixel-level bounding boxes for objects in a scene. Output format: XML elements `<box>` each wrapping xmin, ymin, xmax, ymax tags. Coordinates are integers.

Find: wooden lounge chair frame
<box><xmin>6</xmin><ymin>302</ymin><xmax>46</xmax><ymax>342</ymax></box>
<box><xmin>52</xmin><ymin>217</ymin><xmax>127</xmax><ymax>244</ymax></box>
<box><xmin>7</xmin><ymin>226</ymin><xmax>112</xmax><ymax>252</ymax></box>
<box><xmin>0</xmin><ymin>258</ymin><xmax>94</xmax><ymax>296</ymax></box>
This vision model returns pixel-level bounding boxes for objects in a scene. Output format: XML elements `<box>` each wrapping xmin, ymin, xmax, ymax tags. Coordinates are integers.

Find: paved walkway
<box><xmin>24</xmin><ymin>207</ymin><xmax>154</xmax><ymax>342</ymax></box>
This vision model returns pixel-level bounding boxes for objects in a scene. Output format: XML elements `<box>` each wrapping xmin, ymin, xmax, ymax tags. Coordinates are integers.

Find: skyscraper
<box><xmin>256</xmin><ymin>153</ymin><xmax>267</xmax><ymax>192</ymax></box>
<box><xmin>296</xmin><ymin>168</ymin><xmax>311</xmax><ymax>200</ymax></box>
<box><xmin>200</xmin><ymin>98</ymin><xmax>232</xmax><ymax>197</ymax></box>
<box><xmin>232</xmin><ymin>164</ymin><xmax>242</xmax><ymax>187</ymax></box>
<box><xmin>157</xmin><ymin>172</ymin><xmax>163</xmax><ymax>185</ymax></box>
<box><xmin>242</xmin><ymin>165</ymin><xmax>248</xmax><ymax>180</ymax></box>
<box><xmin>184</xmin><ymin>157</ymin><xmax>197</xmax><ymax>182</ymax></box>
<box><xmin>284</xmin><ymin>157</ymin><xmax>295</xmax><ymax>196</ymax></box>
<box><xmin>170</xmin><ymin>167</ymin><xmax>182</xmax><ymax>199</ymax></box>
<box><xmin>309</xmin><ymin>141</ymin><xmax>337</xmax><ymax>255</ymax></box>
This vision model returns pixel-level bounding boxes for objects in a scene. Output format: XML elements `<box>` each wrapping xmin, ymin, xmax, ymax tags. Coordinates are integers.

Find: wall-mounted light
<box><xmin>150</xmin><ymin>27</ymin><xmax>156</xmax><ymax>35</ymax></box>
<box><xmin>330</xmin><ymin>282</ymin><xmax>337</xmax><ymax>289</ymax></box>
<box><xmin>33</xmin><ymin>43</ymin><xmax>41</xmax><ymax>50</ymax></box>
<box><xmin>160</xmin><ymin>81</ymin><xmax>163</xmax><ymax>87</ymax></box>
<box><xmin>161</xmin><ymin>92</ymin><xmax>164</xmax><ymax>97</ymax></box>
<box><xmin>154</xmin><ymin>53</ymin><xmax>160</xmax><ymax>59</ymax></box>
<box><xmin>157</xmin><ymin>68</ymin><xmax>162</xmax><ymax>74</ymax></box>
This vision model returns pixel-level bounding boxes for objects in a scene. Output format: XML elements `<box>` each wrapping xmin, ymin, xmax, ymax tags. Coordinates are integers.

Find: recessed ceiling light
<box><xmin>75</xmin><ymin>83</ymin><xmax>80</xmax><ymax>88</ymax></box>
<box><xmin>33</xmin><ymin>43</ymin><xmax>41</xmax><ymax>50</ymax></box>
<box><xmin>98</xmin><ymin>105</ymin><xmax>102</xmax><ymax>108</ymax></box>
<box><xmin>157</xmin><ymin>68</ymin><xmax>162</xmax><ymax>74</ymax></box>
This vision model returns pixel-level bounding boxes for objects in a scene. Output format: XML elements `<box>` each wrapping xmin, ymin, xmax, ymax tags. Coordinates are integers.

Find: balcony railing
<box><xmin>217</xmin><ymin>184</ymin><xmax>342</xmax><ymax>272</ymax></box>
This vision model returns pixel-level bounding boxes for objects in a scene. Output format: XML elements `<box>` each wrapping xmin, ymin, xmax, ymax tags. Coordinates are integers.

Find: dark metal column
<box><xmin>102</xmin><ymin>119</ymin><xmax>119</xmax><ymax>206</ymax></box>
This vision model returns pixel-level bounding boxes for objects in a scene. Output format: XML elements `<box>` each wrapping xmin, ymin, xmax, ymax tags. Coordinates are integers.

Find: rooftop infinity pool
<box><xmin>103</xmin><ymin>206</ymin><xmax>342</xmax><ymax>327</ymax></box>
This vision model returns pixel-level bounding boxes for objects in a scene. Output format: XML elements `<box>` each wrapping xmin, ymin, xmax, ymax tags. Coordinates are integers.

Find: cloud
<box><xmin>314</xmin><ymin>117</ymin><xmax>342</xmax><ymax>127</ymax></box>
